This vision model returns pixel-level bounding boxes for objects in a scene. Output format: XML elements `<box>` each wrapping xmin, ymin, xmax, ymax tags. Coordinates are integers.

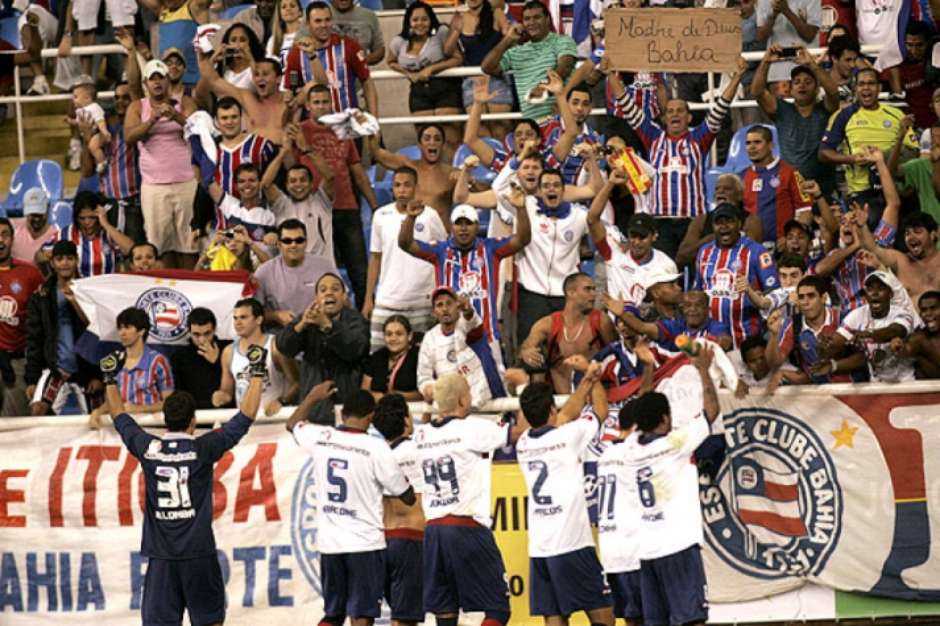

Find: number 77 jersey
<box><xmin>414</xmin><ymin>416</ymin><xmax>512</xmax><ymax>527</ymax></box>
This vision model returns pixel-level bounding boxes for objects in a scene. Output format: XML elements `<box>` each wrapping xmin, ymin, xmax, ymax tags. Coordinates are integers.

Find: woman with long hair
<box><xmin>216</xmin><ymin>23</ymin><xmax>265</xmax><ymax>91</ymax></box>
<box><xmin>266</xmin><ymin>0</ymin><xmax>304</xmax><ymax>57</ymax></box>
<box><xmin>361</xmin><ymin>315</ymin><xmax>423</xmax><ymax>401</ymax></box>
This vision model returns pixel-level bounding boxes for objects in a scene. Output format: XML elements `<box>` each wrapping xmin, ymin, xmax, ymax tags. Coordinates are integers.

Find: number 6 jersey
<box><xmin>292</xmin><ymin>423</ymin><xmax>410</xmax><ymax>554</ymax></box>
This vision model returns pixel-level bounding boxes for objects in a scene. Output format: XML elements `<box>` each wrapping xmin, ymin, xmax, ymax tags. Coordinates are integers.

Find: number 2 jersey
<box><xmin>414</xmin><ymin>416</ymin><xmax>511</xmax><ymax>526</ymax></box>
<box><xmin>621</xmin><ymin>416</ymin><xmax>710</xmax><ymax>560</ymax></box>
<box><xmin>515</xmin><ymin>417</ymin><xmax>599</xmax><ymax>557</ymax></box>
<box><xmin>292</xmin><ymin>423</ymin><xmax>410</xmax><ymax>554</ymax></box>
<box><xmin>114</xmin><ymin>411</ymin><xmax>253</xmax><ymax>560</ymax></box>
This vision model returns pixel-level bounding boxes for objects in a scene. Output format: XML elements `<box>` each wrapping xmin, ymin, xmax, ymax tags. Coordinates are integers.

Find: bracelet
<box><xmin>830</xmin><ymin>359</ymin><xmax>838</xmax><ymax>373</ymax></box>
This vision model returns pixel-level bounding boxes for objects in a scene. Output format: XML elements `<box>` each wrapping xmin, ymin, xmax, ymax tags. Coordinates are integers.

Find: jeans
<box><xmin>332</xmin><ymin>210</ymin><xmax>368</xmax><ymax>310</ymax></box>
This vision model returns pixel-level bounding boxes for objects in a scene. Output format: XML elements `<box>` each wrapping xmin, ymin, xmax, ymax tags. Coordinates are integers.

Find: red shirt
<box><xmin>820</xmin><ymin>0</ymin><xmax>857</xmax><ymax>45</ymax></box>
<box><xmin>297</xmin><ymin>120</ymin><xmax>360</xmax><ymax>210</ymax></box>
<box><xmin>0</xmin><ymin>262</ymin><xmax>43</xmax><ymax>352</ymax></box>
<box><xmin>742</xmin><ymin>158</ymin><xmax>812</xmax><ymax>244</ymax></box>
<box><xmin>882</xmin><ymin>61</ymin><xmax>935</xmax><ymax>129</ymax></box>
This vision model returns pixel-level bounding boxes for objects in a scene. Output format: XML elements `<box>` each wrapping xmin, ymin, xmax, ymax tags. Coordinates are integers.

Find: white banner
<box><xmin>72</xmin><ymin>274</ymin><xmax>245</xmax><ymax>345</ymax></box>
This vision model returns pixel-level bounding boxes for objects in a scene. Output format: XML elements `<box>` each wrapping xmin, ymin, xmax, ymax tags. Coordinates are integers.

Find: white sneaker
<box><xmin>26</xmin><ymin>75</ymin><xmax>49</xmax><ymax>96</ymax></box>
<box><xmin>67</xmin><ymin>137</ymin><xmax>81</xmax><ymax>171</ymax></box>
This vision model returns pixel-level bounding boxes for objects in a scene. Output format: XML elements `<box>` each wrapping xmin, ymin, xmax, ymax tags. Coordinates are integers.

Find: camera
<box><xmin>222</xmin><ymin>229</ymin><xmax>235</xmax><ymax>239</ymax></box>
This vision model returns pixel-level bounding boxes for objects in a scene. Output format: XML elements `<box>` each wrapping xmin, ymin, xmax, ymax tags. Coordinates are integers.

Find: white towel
<box><xmin>317</xmin><ymin>108</ymin><xmax>380</xmax><ymax>140</ymax></box>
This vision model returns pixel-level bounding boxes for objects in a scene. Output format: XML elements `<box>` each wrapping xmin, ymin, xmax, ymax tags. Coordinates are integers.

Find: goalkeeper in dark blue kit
<box><xmin>97</xmin><ymin>343</ymin><xmax>268</xmax><ymax>626</ymax></box>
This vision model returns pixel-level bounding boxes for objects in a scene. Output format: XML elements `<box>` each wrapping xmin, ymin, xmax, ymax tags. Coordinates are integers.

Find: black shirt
<box><xmin>363</xmin><ymin>345</ymin><xmax>420</xmax><ymax>394</ymax></box>
<box><xmin>170</xmin><ymin>339</ymin><xmax>232</xmax><ymax>409</ymax></box>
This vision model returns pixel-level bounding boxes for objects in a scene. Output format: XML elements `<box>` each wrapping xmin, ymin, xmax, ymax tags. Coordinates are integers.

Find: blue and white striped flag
<box><xmin>874</xmin><ymin>0</ymin><xmax>913</xmax><ymax>71</ymax></box>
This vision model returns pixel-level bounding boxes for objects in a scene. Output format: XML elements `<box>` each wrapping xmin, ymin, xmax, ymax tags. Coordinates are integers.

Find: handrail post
<box><xmin>13</xmin><ymin>65</ymin><xmax>25</xmax><ymax>164</ymax></box>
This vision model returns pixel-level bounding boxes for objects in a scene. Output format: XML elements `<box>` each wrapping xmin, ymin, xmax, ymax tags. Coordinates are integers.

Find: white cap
<box><xmin>23</xmin><ymin>187</ymin><xmax>48</xmax><ymax>215</ymax></box>
<box><xmin>451</xmin><ymin>204</ymin><xmax>479</xmax><ymax>223</ymax></box>
<box><xmin>143</xmin><ymin>59</ymin><xmax>169</xmax><ymax>79</ymax></box>
<box><xmin>642</xmin><ymin>270</ymin><xmax>681</xmax><ymax>290</ymax></box>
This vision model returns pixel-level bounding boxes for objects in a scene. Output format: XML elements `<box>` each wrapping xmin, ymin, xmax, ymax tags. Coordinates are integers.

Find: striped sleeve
<box><xmin>873</xmin><ymin>219</ymin><xmax>897</xmax><ymax>247</ymax></box>
<box><xmin>704</xmin><ymin>96</ymin><xmax>731</xmax><ymax>135</ymax></box>
<box><xmin>413</xmin><ymin>239</ymin><xmax>442</xmax><ymax>264</ymax></box>
<box><xmin>154</xmin><ymin>354</ymin><xmax>175</xmax><ymax>393</ymax></box>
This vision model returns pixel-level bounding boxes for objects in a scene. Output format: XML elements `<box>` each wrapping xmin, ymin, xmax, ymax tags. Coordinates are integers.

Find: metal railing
<box><xmin>4</xmin><ymin>43</ymin><xmax>884</xmax><ymax>164</ymax></box>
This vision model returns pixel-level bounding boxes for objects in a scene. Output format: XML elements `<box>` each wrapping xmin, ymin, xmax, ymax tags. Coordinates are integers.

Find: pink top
<box><xmin>138</xmin><ymin>98</ymin><xmax>193</xmax><ymax>184</ymax></box>
<box><xmin>13</xmin><ymin>222</ymin><xmax>58</xmax><ymax>263</ymax></box>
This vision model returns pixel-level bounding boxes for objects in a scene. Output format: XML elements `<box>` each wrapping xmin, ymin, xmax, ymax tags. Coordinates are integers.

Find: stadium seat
<box><xmin>452</xmin><ymin>139</ymin><xmax>503</xmax><ymax>185</ymax></box>
<box><xmin>3</xmin><ymin>159</ymin><xmax>64</xmax><ymax>216</ymax></box>
<box><xmin>719</xmin><ymin>124</ymin><xmax>780</xmax><ymax>174</ymax></box>
<box><xmin>0</xmin><ymin>14</ymin><xmax>21</xmax><ymax>49</ymax></box>
<box><xmin>220</xmin><ymin>3</ymin><xmax>253</xmax><ymax>19</ymax></box>
<box><xmin>49</xmin><ymin>200</ymin><xmax>73</xmax><ymax>230</ymax></box>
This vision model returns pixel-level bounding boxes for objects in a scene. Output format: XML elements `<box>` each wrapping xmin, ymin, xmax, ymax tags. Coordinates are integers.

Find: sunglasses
<box><xmin>280</xmin><ymin>236</ymin><xmax>306</xmax><ymax>245</ymax></box>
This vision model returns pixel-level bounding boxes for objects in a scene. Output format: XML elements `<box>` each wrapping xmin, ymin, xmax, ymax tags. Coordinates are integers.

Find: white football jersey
<box><xmin>596</xmin><ymin>440</ymin><xmax>642</xmax><ymax>573</ymax></box>
<box><xmin>388</xmin><ymin>437</ymin><xmax>425</xmax><ymax>496</ymax></box>
<box><xmin>621</xmin><ymin>416</ymin><xmax>710</xmax><ymax>560</ymax></box>
<box><xmin>414</xmin><ymin>416</ymin><xmax>510</xmax><ymax>526</ymax></box>
<box><xmin>600</xmin><ymin>233</ymin><xmax>678</xmax><ymax>307</ymax></box>
<box><xmin>837</xmin><ymin>304</ymin><xmax>916</xmax><ymax>383</ymax></box>
<box><xmin>516</xmin><ymin>417</ymin><xmax>599</xmax><ymax>557</ymax></box>
<box><xmin>292</xmin><ymin>423</ymin><xmax>410</xmax><ymax>554</ymax></box>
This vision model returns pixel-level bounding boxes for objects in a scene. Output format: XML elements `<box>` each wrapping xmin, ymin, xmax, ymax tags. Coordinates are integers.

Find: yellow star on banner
<box><xmin>831</xmin><ymin>419</ymin><xmax>858</xmax><ymax>450</ymax></box>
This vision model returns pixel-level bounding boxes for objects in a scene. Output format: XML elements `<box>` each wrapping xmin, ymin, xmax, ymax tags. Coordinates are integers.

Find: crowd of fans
<box><xmin>0</xmin><ymin>0</ymin><xmax>939</xmax><ymax>420</ymax></box>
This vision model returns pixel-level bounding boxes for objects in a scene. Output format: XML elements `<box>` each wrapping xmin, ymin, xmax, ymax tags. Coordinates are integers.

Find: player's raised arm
<box><xmin>101</xmin><ymin>350</ymin><xmax>127</xmax><ymax>419</ymax></box>
<box><xmin>285</xmin><ymin>380</ymin><xmax>338</xmax><ymax>432</ymax></box>
<box><xmin>238</xmin><ymin>344</ymin><xmax>268</xmax><ymax>421</ymax></box>
<box><xmin>691</xmin><ymin>344</ymin><xmax>719</xmax><ymax>424</ymax></box>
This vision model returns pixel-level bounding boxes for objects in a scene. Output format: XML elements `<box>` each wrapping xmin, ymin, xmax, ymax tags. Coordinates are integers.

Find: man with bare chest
<box><xmin>865</xmin><ymin>212</ymin><xmax>940</xmax><ymax>311</ymax></box>
<box><xmin>903</xmin><ymin>291</ymin><xmax>940</xmax><ymax>379</ymax></box>
<box><xmin>519</xmin><ymin>272</ymin><xmax>617</xmax><ymax>393</ymax></box>
<box><xmin>370</xmin><ymin>124</ymin><xmax>456</xmax><ymax>230</ymax></box>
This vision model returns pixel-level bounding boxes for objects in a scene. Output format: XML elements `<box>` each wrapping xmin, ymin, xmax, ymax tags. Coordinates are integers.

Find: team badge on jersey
<box><xmin>700</xmin><ymin>408</ymin><xmax>842</xmax><ymax>579</ymax></box>
<box><xmin>136</xmin><ymin>287</ymin><xmax>194</xmax><ymax>342</ymax></box>
<box><xmin>291</xmin><ymin>457</ymin><xmax>322</xmax><ymax>594</ymax></box>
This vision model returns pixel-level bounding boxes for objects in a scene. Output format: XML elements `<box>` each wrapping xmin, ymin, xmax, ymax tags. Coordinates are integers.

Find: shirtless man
<box><xmin>369</xmin><ymin>124</ymin><xmax>456</xmax><ymax>230</ymax></box>
<box><xmin>519</xmin><ymin>272</ymin><xmax>617</xmax><ymax>393</ymax></box>
<box><xmin>901</xmin><ymin>291</ymin><xmax>940</xmax><ymax>379</ymax></box>
<box><xmin>196</xmin><ymin>52</ymin><xmax>288</xmax><ymax>144</ymax></box>
<box><xmin>861</xmin><ymin>211</ymin><xmax>940</xmax><ymax>311</ymax></box>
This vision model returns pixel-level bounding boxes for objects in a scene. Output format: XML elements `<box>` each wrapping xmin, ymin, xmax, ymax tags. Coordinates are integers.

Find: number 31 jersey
<box><xmin>414</xmin><ymin>416</ymin><xmax>511</xmax><ymax>526</ymax></box>
<box><xmin>515</xmin><ymin>418</ymin><xmax>599</xmax><ymax>557</ymax></box>
<box><xmin>622</xmin><ymin>416</ymin><xmax>710</xmax><ymax>560</ymax></box>
<box><xmin>114</xmin><ymin>411</ymin><xmax>253</xmax><ymax>560</ymax></box>
<box><xmin>293</xmin><ymin>423</ymin><xmax>410</xmax><ymax>554</ymax></box>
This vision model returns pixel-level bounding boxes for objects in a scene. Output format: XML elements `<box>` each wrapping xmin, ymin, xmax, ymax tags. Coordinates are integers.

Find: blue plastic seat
<box><xmin>3</xmin><ymin>160</ymin><xmax>64</xmax><ymax>216</ymax></box>
<box><xmin>0</xmin><ymin>15</ymin><xmax>21</xmax><ymax>49</ymax></box>
<box><xmin>49</xmin><ymin>200</ymin><xmax>73</xmax><ymax>230</ymax></box>
<box><xmin>452</xmin><ymin>138</ymin><xmax>503</xmax><ymax>184</ymax></box>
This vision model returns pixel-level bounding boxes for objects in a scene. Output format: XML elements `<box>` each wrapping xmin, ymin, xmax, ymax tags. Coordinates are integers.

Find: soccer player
<box><xmin>416</xmin><ymin>373</ymin><xmax>527</xmax><ymax>626</ymax></box>
<box><xmin>372</xmin><ymin>393</ymin><xmax>426</xmax><ymax>626</ymax></box>
<box><xmin>98</xmin><ymin>340</ymin><xmax>266</xmax><ymax>626</ymax></box>
<box><xmin>515</xmin><ymin>364</ymin><xmax>615</xmax><ymax>626</ymax></box>
<box><xmin>287</xmin><ymin>387</ymin><xmax>416</xmax><ymax>626</ymax></box>
<box><xmin>596</xmin><ymin>400</ymin><xmax>643</xmax><ymax>626</ymax></box>
<box><xmin>623</xmin><ymin>345</ymin><xmax>720</xmax><ymax>626</ymax></box>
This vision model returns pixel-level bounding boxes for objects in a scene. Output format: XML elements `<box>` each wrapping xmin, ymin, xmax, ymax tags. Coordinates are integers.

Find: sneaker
<box><xmin>26</xmin><ymin>75</ymin><xmax>49</xmax><ymax>96</ymax></box>
<box><xmin>67</xmin><ymin>137</ymin><xmax>81</xmax><ymax>171</ymax></box>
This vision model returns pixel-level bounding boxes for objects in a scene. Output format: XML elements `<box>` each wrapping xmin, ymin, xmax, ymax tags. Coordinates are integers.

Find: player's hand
<box><xmin>211</xmin><ymin>390</ymin><xmax>232</xmax><ymax>407</ymax></box>
<box><xmin>563</xmin><ymin>354</ymin><xmax>590</xmax><ymax>371</ymax></box>
<box><xmin>766</xmin><ymin>308</ymin><xmax>784</xmax><ymax>335</ymax></box>
<box><xmin>245</xmin><ymin>344</ymin><xmax>268</xmax><ymax>378</ymax></box>
<box><xmin>584</xmin><ymin>360</ymin><xmax>603</xmax><ymax>381</ymax></box>
<box><xmin>810</xmin><ymin>359</ymin><xmax>833</xmax><ymax>377</ymax></box>
<box><xmin>734</xmin><ymin>275</ymin><xmax>749</xmax><ymax>294</ymax></box>
<box><xmin>520</xmin><ymin>346</ymin><xmax>545</xmax><ymax>369</ymax></box>
<box><xmin>308</xmin><ymin>379</ymin><xmax>337</xmax><ymax>402</ymax></box>
<box><xmin>99</xmin><ymin>351</ymin><xmax>126</xmax><ymax>386</ymax></box>
<box><xmin>115</xmin><ymin>28</ymin><xmax>135</xmax><ymax>52</ymax></box>
<box><xmin>264</xmin><ymin>399</ymin><xmax>282</xmax><ymax>416</ymax></box>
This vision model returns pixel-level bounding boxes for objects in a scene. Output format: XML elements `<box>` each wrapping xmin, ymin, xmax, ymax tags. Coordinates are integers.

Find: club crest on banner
<box><xmin>136</xmin><ymin>287</ymin><xmax>193</xmax><ymax>342</ymax></box>
<box><xmin>701</xmin><ymin>408</ymin><xmax>843</xmax><ymax>580</ymax></box>
<box><xmin>291</xmin><ymin>458</ymin><xmax>321</xmax><ymax>594</ymax></box>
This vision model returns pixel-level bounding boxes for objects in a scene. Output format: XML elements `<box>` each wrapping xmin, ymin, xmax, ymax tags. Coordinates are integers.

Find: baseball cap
<box><xmin>143</xmin><ymin>59</ymin><xmax>169</xmax><ymax>79</ymax></box>
<box><xmin>627</xmin><ymin>213</ymin><xmax>656</xmax><ymax>237</ymax></box>
<box><xmin>783</xmin><ymin>219</ymin><xmax>812</xmax><ymax>238</ymax></box>
<box><xmin>161</xmin><ymin>47</ymin><xmax>186</xmax><ymax>65</ymax></box>
<box><xmin>642</xmin><ymin>270</ymin><xmax>681</xmax><ymax>290</ymax></box>
<box><xmin>431</xmin><ymin>286</ymin><xmax>458</xmax><ymax>303</ymax></box>
<box><xmin>864</xmin><ymin>270</ymin><xmax>893</xmax><ymax>289</ymax></box>
<box><xmin>22</xmin><ymin>187</ymin><xmax>48</xmax><ymax>215</ymax></box>
<box><xmin>711</xmin><ymin>202</ymin><xmax>742</xmax><ymax>221</ymax></box>
<box><xmin>51</xmin><ymin>240</ymin><xmax>78</xmax><ymax>258</ymax></box>
<box><xmin>451</xmin><ymin>204</ymin><xmax>479</xmax><ymax>224</ymax></box>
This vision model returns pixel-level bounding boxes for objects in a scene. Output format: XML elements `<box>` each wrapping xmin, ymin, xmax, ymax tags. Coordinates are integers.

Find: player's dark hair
<box><xmin>164</xmin><ymin>391</ymin><xmax>197</xmax><ymax>431</ymax></box>
<box><xmin>563</xmin><ymin>271</ymin><xmax>591</xmax><ymax>295</ymax></box>
<box><xmin>746</xmin><ymin>125</ymin><xmax>773</xmax><ymax>143</ymax></box>
<box><xmin>394</xmin><ymin>165</ymin><xmax>419</xmax><ymax>183</ymax></box>
<box><xmin>827</xmin><ymin>35</ymin><xmax>860</xmax><ymax>60</ymax></box>
<box><xmin>277</xmin><ymin>218</ymin><xmax>307</xmax><ymax>237</ymax></box>
<box><xmin>618</xmin><ymin>398</ymin><xmax>638</xmax><ymax>430</ymax></box>
<box><xmin>305</xmin><ymin>0</ymin><xmax>330</xmax><ymax>17</ymax></box>
<box><xmin>539</xmin><ymin>168</ymin><xmax>565</xmax><ymax>188</ymax></box>
<box><xmin>634</xmin><ymin>391</ymin><xmax>670</xmax><ymax>433</ymax></box>
<box><xmin>797</xmin><ymin>275</ymin><xmax>827</xmax><ymax>297</ymax></box>
<box><xmin>372</xmin><ymin>393</ymin><xmax>409</xmax><ymax>441</ymax></box>
<box><xmin>187</xmin><ymin>307</ymin><xmax>217</xmax><ymax>328</ymax></box>
<box><xmin>519</xmin><ymin>382</ymin><xmax>555</xmax><ymax>428</ymax></box>
<box><xmin>257</xmin><ymin>56</ymin><xmax>282</xmax><ymax>75</ymax></box>
<box><xmin>307</xmin><ymin>82</ymin><xmax>332</xmax><ymax>98</ymax></box>
<box><xmin>234</xmin><ymin>297</ymin><xmax>264</xmax><ymax>319</ymax></box>
<box><xmin>116</xmin><ymin>307</ymin><xmax>150</xmax><ymax>341</ymax></box>
<box><xmin>131</xmin><ymin>241</ymin><xmax>159</xmax><ymax>260</ymax></box>
<box><xmin>522</xmin><ymin>0</ymin><xmax>549</xmax><ymax>17</ymax></box>
<box><xmin>342</xmin><ymin>389</ymin><xmax>376</xmax><ymax>420</ymax></box>
<box><xmin>902</xmin><ymin>211</ymin><xmax>939</xmax><ymax>233</ymax></box>
<box><xmin>777</xmin><ymin>252</ymin><xmax>806</xmax><ymax>272</ymax></box>
<box><xmin>213</xmin><ymin>95</ymin><xmax>242</xmax><ymax>116</ymax></box>
<box><xmin>740</xmin><ymin>335</ymin><xmax>767</xmax><ymax>355</ymax></box>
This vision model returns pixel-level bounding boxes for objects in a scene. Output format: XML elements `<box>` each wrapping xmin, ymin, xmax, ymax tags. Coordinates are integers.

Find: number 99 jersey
<box><xmin>414</xmin><ymin>416</ymin><xmax>512</xmax><ymax>526</ymax></box>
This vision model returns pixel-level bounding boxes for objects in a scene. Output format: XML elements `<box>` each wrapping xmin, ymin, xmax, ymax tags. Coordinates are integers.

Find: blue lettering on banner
<box><xmin>1</xmin><ymin>552</ymin><xmax>103</xmax><ymax>612</ymax></box>
<box><xmin>130</xmin><ymin>552</ymin><xmax>146</xmax><ymax>610</ymax></box>
<box><xmin>268</xmin><ymin>546</ymin><xmax>293</xmax><ymax>607</ymax></box>
<box><xmin>291</xmin><ymin>458</ymin><xmax>321</xmax><ymax>595</ymax></box>
<box><xmin>234</xmin><ymin>547</ymin><xmax>266</xmax><ymax>607</ymax></box>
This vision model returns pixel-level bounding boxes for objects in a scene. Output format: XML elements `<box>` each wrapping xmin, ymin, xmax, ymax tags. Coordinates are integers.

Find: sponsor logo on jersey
<box><xmin>291</xmin><ymin>458</ymin><xmax>322</xmax><ymax>594</ymax></box>
<box><xmin>136</xmin><ymin>287</ymin><xmax>194</xmax><ymax>342</ymax></box>
<box><xmin>700</xmin><ymin>408</ymin><xmax>842</xmax><ymax>579</ymax></box>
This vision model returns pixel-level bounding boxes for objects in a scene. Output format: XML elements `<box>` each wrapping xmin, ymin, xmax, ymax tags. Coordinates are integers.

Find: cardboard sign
<box><xmin>604</xmin><ymin>8</ymin><xmax>743</xmax><ymax>73</ymax></box>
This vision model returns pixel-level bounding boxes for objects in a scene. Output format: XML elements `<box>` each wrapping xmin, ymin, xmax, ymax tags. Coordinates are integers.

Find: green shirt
<box><xmin>900</xmin><ymin>158</ymin><xmax>940</xmax><ymax>227</ymax></box>
<box><xmin>499</xmin><ymin>33</ymin><xmax>577</xmax><ymax>121</ymax></box>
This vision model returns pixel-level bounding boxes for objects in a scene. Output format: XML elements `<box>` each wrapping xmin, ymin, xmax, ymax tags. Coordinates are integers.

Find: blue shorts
<box><xmin>142</xmin><ymin>555</ymin><xmax>225</xmax><ymax>626</ymax></box>
<box><xmin>386</xmin><ymin>531</ymin><xmax>425</xmax><ymax>622</ymax></box>
<box><xmin>423</xmin><ymin>516</ymin><xmax>510</xmax><ymax>614</ymax></box>
<box><xmin>529</xmin><ymin>547</ymin><xmax>612</xmax><ymax>617</ymax></box>
<box><xmin>607</xmin><ymin>570</ymin><xmax>643</xmax><ymax>620</ymax></box>
<box><xmin>321</xmin><ymin>550</ymin><xmax>386</xmax><ymax>618</ymax></box>
<box><xmin>639</xmin><ymin>545</ymin><xmax>708</xmax><ymax>626</ymax></box>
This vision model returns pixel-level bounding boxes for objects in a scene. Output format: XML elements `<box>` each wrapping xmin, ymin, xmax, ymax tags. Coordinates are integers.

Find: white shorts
<box><xmin>141</xmin><ymin>178</ymin><xmax>199</xmax><ymax>254</ymax></box>
<box><xmin>72</xmin><ymin>0</ymin><xmax>137</xmax><ymax>31</ymax></box>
